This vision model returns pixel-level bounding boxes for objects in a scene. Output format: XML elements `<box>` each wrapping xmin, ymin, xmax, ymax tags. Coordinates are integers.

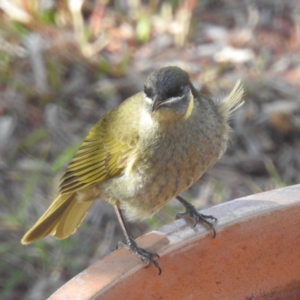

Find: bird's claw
<box><xmin>176</xmin><ymin>197</ymin><xmax>217</xmax><ymax>238</ymax></box>
<box><xmin>118</xmin><ymin>238</ymin><xmax>162</xmax><ymax>275</ymax></box>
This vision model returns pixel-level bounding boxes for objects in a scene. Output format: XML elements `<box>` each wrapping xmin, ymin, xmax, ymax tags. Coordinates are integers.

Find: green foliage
<box><xmin>0</xmin><ymin>52</ymin><xmax>12</xmax><ymax>84</ymax></box>
<box><xmin>35</xmin><ymin>8</ymin><xmax>57</xmax><ymax>25</ymax></box>
<box><xmin>97</xmin><ymin>58</ymin><xmax>111</xmax><ymax>74</ymax></box>
<box><xmin>18</xmin><ymin>129</ymin><xmax>48</xmax><ymax>151</ymax></box>
<box><xmin>136</xmin><ymin>15</ymin><xmax>151</xmax><ymax>43</ymax></box>
<box><xmin>10</xmin><ymin>21</ymin><xmax>29</xmax><ymax>36</ymax></box>
<box><xmin>265</xmin><ymin>159</ymin><xmax>285</xmax><ymax>189</ymax></box>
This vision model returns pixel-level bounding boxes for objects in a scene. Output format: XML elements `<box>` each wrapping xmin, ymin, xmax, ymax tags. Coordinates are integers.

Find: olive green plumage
<box><xmin>21</xmin><ymin>66</ymin><xmax>243</xmax><ymax>245</ymax></box>
<box><xmin>21</xmin><ymin>93</ymin><xmax>142</xmax><ymax>243</ymax></box>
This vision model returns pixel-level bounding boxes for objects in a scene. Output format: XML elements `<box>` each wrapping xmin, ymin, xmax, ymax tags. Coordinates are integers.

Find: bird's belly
<box><xmin>137</xmin><ymin>160</ymin><xmax>200</xmax><ymax>216</ymax></box>
<box><xmin>100</xmin><ymin>134</ymin><xmax>220</xmax><ymax>220</ymax></box>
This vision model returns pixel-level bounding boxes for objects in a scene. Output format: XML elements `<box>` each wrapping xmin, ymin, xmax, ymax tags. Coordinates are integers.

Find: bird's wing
<box><xmin>59</xmin><ymin>92</ymin><xmax>143</xmax><ymax>194</ymax></box>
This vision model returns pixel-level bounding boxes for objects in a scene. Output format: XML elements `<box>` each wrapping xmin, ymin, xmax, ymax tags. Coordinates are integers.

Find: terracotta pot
<box><xmin>48</xmin><ymin>184</ymin><xmax>300</xmax><ymax>300</ymax></box>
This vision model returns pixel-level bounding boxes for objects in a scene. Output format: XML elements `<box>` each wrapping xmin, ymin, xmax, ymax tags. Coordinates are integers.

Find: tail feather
<box><xmin>21</xmin><ymin>193</ymin><xmax>93</xmax><ymax>244</ymax></box>
<box><xmin>218</xmin><ymin>80</ymin><xmax>244</xmax><ymax>120</ymax></box>
<box><xmin>53</xmin><ymin>197</ymin><xmax>93</xmax><ymax>239</ymax></box>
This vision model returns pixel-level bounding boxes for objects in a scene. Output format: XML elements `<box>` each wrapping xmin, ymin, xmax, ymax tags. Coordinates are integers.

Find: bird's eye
<box><xmin>144</xmin><ymin>86</ymin><xmax>153</xmax><ymax>98</ymax></box>
<box><xmin>178</xmin><ymin>85</ymin><xmax>185</xmax><ymax>95</ymax></box>
<box><xmin>167</xmin><ymin>85</ymin><xmax>185</xmax><ymax>98</ymax></box>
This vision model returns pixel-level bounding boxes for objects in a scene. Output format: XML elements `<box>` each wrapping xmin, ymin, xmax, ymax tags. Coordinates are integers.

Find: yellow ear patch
<box><xmin>184</xmin><ymin>92</ymin><xmax>194</xmax><ymax>119</ymax></box>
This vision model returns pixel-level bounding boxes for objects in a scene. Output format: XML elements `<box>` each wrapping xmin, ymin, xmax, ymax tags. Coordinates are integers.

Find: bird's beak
<box><xmin>151</xmin><ymin>95</ymin><xmax>163</xmax><ymax>113</ymax></box>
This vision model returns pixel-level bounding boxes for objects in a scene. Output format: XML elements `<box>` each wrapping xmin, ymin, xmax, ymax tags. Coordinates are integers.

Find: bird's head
<box><xmin>143</xmin><ymin>66</ymin><xmax>197</xmax><ymax>122</ymax></box>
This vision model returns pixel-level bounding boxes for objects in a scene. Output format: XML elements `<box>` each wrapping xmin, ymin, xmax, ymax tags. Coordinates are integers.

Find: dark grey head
<box><xmin>143</xmin><ymin>66</ymin><xmax>197</xmax><ymax>119</ymax></box>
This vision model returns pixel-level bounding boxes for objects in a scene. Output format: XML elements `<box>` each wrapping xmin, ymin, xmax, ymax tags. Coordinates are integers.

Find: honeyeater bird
<box><xmin>21</xmin><ymin>66</ymin><xmax>244</xmax><ymax>274</ymax></box>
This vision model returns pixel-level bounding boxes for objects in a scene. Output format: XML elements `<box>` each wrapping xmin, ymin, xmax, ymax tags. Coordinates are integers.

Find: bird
<box><xmin>21</xmin><ymin>66</ymin><xmax>244</xmax><ymax>275</ymax></box>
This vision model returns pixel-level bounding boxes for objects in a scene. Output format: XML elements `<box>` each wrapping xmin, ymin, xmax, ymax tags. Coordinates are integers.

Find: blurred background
<box><xmin>1</xmin><ymin>0</ymin><xmax>300</xmax><ymax>299</ymax></box>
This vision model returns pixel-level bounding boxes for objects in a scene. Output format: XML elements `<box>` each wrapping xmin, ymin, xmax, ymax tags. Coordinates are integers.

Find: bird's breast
<box><xmin>123</xmin><ymin>117</ymin><xmax>223</xmax><ymax>217</ymax></box>
<box><xmin>100</xmin><ymin>108</ymin><xmax>227</xmax><ymax>220</ymax></box>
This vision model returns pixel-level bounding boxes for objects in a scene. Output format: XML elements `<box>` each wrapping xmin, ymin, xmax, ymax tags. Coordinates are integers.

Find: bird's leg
<box><xmin>175</xmin><ymin>195</ymin><xmax>217</xmax><ymax>238</ymax></box>
<box><xmin>113</xmin><ymin>205</ymin><xmax>162</xmax><ymax>275</ymax></box>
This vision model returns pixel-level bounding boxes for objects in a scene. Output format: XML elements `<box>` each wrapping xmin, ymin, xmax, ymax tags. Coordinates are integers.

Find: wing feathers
<box><xmin>59</xmin><ymin>93</ymin><xmax>141</xmax><ymax>194</ymax></box>
<box><xmin>22</xmin><ymin>93</ymin><xmax>143</xmax><ymax>243</ymax></box>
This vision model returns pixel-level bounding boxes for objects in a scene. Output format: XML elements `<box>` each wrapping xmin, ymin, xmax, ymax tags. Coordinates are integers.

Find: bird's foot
<box><xmin>118</xmin><ymin>237</ymin><xmax>162</xmax><ymax>275</ymax></box>
<box><xmin>176</xmin><ymin>195</ymin><xmax>217</xmax><ymax>238</ymax></box>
